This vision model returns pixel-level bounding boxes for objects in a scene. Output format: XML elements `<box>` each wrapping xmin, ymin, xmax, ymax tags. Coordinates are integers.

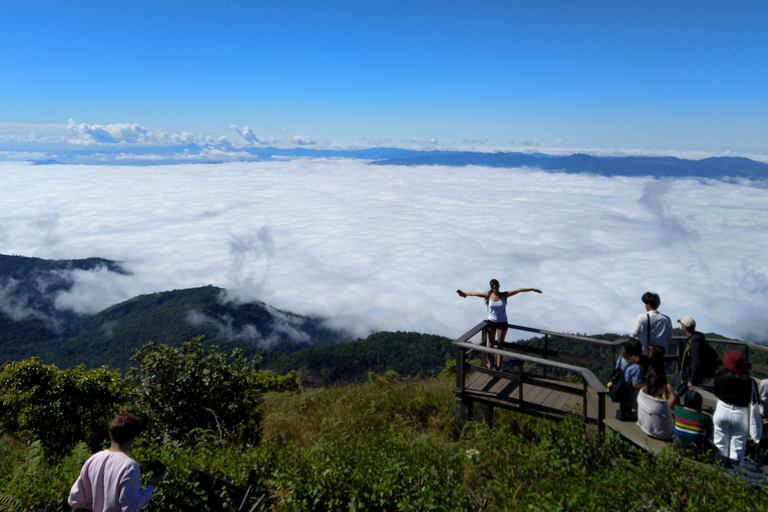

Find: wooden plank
<box><xmin>522</xmin><ymin>383</ymin><xmax>542</xmax><ymax>402</ymax></box>
<box><xmin>535</xmin><ymin>388</ymin><xmax>558</xmax><ymax>409</ymax></box>
<box><xmin>522</xmin><ymin>375</ymin><xmax>583</xmax><ymax>395</ymax></box>
<box><xmin>489</xmin><ymin>376</ymin><xmax>513</xmax><ymax>395</ymax></box>
<box><xmin>549</xmin><ymin>389</ymin><xmax>574</xmax><ymax>413</ymax></box>
<box><xmin>466</xmin><ymin>372</ymin><xmax>493</xmax><ymax>392</ymax></box>
<box><xmin>559</xmin><ymin>394</ymin><xmax>583</xmax><ymax>415</ymax></box>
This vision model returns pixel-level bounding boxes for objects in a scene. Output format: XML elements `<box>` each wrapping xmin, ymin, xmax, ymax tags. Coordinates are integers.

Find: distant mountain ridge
<box><xmin>25</xmin><ymin>146</ymin><xmax>767</xmax><ymax>181</ymax></box>
<box><xmin>0</xmin><ymin>254</ymin><xmax>350</xmax><ymax>370</ymax></box>
<box><xmin>371</xmin><ymin>152</ymin><xmax>768</xmax><ymax>180</ymax></box>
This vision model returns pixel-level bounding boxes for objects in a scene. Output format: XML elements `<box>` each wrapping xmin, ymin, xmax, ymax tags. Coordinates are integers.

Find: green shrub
<box><xmin>0</xmin><ymin>358</ymin><xmax>127</xmax><ymax>457</ymax></box>
<box><xmin>128</xmin><ymin>337</ymin><xmax>265</xmax><ymax>444</ymax></box>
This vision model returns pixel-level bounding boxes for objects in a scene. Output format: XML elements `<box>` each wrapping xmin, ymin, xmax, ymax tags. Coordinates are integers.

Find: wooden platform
<box><xmin>459</xmin><ymin>369</ymin><xmax>722</xmax><ymax>456</ymax></box>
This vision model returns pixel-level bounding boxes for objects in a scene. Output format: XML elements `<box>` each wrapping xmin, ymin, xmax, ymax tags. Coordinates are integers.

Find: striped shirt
<box><xmin>673</xmin><ymin>406</ymin><xmax>713</xmax><ymax>446</ymax></box>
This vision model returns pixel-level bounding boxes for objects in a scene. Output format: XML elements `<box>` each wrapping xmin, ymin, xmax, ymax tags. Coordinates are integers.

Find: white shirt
<box><xmin>69</xmin><ymin>450</ymin><xmax>155</xmax><ymax>512</ymax></box>
<box><xmin>631</xmin><ymin>310</ymin><xmax>672</xmax><ymax>353</ymax></box>
<box><xmin>636</xmin><ymin>390</ymin><xmax>675</xmax><ymax>441</ymax></box>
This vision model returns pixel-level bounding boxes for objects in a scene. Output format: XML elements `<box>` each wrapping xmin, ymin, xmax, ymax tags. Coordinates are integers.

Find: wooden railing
<box><xmin>501</xmin><ymin>323</ymin><xmax>768</xmax><ymax>378</ymax></box>
<box><xmin>452</xmin><ymin>320</ymin><xmax>768</xmax><ymax>436</ymax></box>
<box><xmin>453</xmin><ymin>321</ymin><xmax>608</xmax><ymax>435</ymax></box>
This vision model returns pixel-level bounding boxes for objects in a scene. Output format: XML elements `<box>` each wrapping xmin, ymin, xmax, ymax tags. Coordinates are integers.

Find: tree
<box><xmin>128</xmin><ymin>337</ymin><xmax>267</xmax><ymax>444</ymax></box>
<box><xmin>0</xmin><ymin>358</ymin><xmax>127</xmax><ymax>457</ymax></box>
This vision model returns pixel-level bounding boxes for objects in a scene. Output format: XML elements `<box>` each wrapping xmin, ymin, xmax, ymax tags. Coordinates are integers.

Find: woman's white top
<box><xmin>636</xmin><ymin>390</ymin><xmax>675</xmax><ymax>441</ymax></box>
<box><xmin>488</xmin><ymin>297</ymin><xmax>507</xmax><ymax>323</ymax></box>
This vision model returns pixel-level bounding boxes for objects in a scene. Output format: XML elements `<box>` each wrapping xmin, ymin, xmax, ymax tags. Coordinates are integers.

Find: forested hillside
<box><xmin>263</xmin><ymin>331</ymin><xmax>454</xmax><ymax>386</ymax></box>
<box><xmin>1</xmin><ymin>254</ymin><xmax>354</xmax><ymax>369</ymax></box>
<box><xmin>2</xmin><ymin>285</ymin><xmax>348</xmax><ymax>370</ymax></box>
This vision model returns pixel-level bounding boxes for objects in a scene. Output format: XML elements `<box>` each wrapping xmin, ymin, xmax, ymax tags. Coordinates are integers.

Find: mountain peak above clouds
<box><xmin>0</xmin><ymin>255</ymin><xmax>349</xmax><ymax>370</ymax></box>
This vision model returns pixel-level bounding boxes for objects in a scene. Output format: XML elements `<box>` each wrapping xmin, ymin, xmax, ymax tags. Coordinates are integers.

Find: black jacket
<box><xmin>680</xmin><ymin>332</ymin><xmax>717</xmax><ymax>386</ymax></box>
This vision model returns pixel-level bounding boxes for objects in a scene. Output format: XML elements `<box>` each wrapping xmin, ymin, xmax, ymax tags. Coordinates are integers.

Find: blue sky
<box><xmin>2</xmin><ymin>1</ymin><xmax>767</xmax><ymax>154</ymax></box>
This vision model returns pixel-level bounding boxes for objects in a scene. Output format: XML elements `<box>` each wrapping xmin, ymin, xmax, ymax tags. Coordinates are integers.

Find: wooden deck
<box><xmin>459</xmin><ymin>368</ymin><xmax>722</xmax><ymax>455</ymax></box>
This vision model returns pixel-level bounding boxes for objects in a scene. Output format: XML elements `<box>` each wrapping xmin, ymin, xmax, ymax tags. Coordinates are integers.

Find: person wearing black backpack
<box><xmin>611</xmin><ymin>339</ymin><xmax>646</xmax><ymax>421</ymax></box>
<box><xmin>669</xmin><ymin>316</ymin><xmax>718</xmax><ymax>401</ymax></box>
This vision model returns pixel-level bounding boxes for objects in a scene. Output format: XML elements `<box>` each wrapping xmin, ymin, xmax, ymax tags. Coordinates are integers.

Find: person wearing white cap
<box><xmin>668</xmin><ymin>316</ymin><xmax>717</xmax><ymax>399</ymax></box>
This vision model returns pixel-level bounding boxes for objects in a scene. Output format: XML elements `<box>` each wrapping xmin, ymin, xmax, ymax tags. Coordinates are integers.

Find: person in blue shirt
<box><xmin>615</xmin><ymin>338</ymin><xmax>645</xmax><ymax>421</ymax></box>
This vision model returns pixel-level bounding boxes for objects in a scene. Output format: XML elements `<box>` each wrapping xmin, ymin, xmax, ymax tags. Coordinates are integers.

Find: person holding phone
<box><xmin>69</xmin><ymin>413</ymin><xmax>166</xmax><ymax>512</ymax></box>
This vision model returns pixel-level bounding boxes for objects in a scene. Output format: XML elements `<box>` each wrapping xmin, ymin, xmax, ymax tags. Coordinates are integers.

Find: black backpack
<box><xmin>608</xmin><ymin>362</ymin><xmax>630</xmax><ymax>403</ymax></box>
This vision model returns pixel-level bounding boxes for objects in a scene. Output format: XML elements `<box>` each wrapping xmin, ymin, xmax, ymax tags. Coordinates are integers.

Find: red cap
<box><xmin>722</xmin><ymin>351</ymin><xmax>747</xmax><ymax>373</ymax></box>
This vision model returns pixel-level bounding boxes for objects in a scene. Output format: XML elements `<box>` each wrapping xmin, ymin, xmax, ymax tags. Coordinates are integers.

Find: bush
<box><xmin>128</xmin><ymin>337</ymin><xmax>265</xmax><ymax>444</ymax></box>
<box><xmin>0</xmin><ymin>358</ymin><xmax>127</xmax><ymax>457</ymax></box>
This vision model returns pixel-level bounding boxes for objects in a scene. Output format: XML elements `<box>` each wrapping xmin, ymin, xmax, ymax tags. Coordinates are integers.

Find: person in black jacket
<box><xmin>669</xmin><ymin>316</ymin><xmax>717</xmax><ymax>400</ymax></box>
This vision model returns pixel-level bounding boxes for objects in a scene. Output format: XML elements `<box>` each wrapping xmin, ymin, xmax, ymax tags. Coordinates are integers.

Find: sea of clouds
<box><xmin>1</xmin><ymin>159</ymin><xmax>766</xmax><ymax>343</ymax></box>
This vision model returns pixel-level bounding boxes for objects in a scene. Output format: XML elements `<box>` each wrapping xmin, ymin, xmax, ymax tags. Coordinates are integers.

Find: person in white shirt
<box><xmin>637</xmin><ymin>373</ymin><xmax>676</xmax><ymax>441</ymax></box>
<box><xmin>631</xmin><ymin>292</ymin><xmax>672</xmax><ymax>377</ymax></box>
<box><xmin>69</xmin><ymin>413</ymin><xmax>166</xmax><ymax>512</ymax></box>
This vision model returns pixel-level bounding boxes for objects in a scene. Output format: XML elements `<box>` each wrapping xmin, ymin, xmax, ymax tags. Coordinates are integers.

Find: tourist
<box><xmin>637</xmin><ymin>373</ymin><xmax>675</xmax><ymax>440</ymax></box>
<box><xmin>713</xmin><ymin>351</ymin><xmax>753</xmax><ymax>467</ymax></box>
<box><xmin>672</xmin><ymin>390</ymin><xmax>714</xmax><ymax>455</ymax></box>
<box><xmin>630</xmin><ymin>291</ymin><xmax>672</xmax><ymax>377</ymax></box>
<box><xmin>668</xmin><ymin>316</ymin><xmax>717</xmax><ymax>400</ymax></box>
<box><xmin>457</xmin><ymin>279</ymin><xmax>542</xmax><ymax>369</ymax></box>
<box><xmin>614</xmin><ymin>338</ymin><xmax>645</xmax><ymax>421</ymax></box>
<box><xmin>69</xmin><ymin>413</ymin><xmax>166</xmax><ymax>512</ymax></box>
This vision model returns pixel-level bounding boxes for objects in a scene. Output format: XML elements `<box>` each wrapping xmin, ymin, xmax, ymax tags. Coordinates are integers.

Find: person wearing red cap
<box><xmin>713</xmin><ymin>351</ymin><xmax>753</xmax><ymax>467</ymax></box>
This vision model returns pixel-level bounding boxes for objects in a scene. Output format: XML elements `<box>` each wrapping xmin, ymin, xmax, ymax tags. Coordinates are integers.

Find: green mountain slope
<box><xmin>2</xmin><ymin>284</ymin><xmax>349</xmax><ymax>370</ymax></box>
<box><xmin>263</xmin><ymin>331</ymin><xmax>454</xmax><ymax>386</ymax></box>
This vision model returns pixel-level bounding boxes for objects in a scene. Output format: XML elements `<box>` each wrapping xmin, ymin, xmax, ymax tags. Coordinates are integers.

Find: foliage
<box><xmin>128</xmin><ymin>337</ymin><xmax>265</xmax><ymax>444</ymax></box>
<box><xmin>263</xmin><ymin>331</ymin><xmax>454</xmax><ymax>386</ymax></box>
<box><xmin>1</xmin><ymin>344</ymin><xmax>765</xmax><ymax>511</ymax></box>
<box><xmin>0</xmin><ymin>358</ymin><xmax>127</xmax><ymax>457</ymax></box>
<box><xmin>0</xmin><ymin>438</ymin><xmax>90</xmax><ymax>512</ymax></box>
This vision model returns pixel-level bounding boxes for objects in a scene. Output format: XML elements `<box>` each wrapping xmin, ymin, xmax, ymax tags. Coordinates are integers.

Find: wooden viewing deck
<box><xmin>452</xmin><ymin>321</ymin><xmax>768</xmax><ymax>458</ymax></box>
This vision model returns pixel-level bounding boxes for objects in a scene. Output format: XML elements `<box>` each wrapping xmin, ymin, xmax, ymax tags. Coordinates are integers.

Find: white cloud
<box><xmin>1</xmin><ymin>159</ymin><xmax>766</xmax><ymax>344</ymax></box>
<box><xmin>291</xmin><ymin>135</ymin><xmax>316</xmax><ymax>145</ymax></box>
<box><xmin>66</xmin><ymin>118</ymin><xmax>151</xmax><ymax>145</ymax></box>
<box><xmin>53</xmin><ymin>266</ymin><xmax>142</xmax><ymax>315</ymax></box>
<box><xmin>230</xmin><ymin>124</ymin><xmax>261</xmax><ymax>145</ymax></box>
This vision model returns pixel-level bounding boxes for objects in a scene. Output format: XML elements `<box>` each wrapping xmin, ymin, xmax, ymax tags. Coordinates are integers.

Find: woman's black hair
<box><xmin>485</xmin><ymin>279</ymin><xmax>500</xmax><ymax>306</ymax></box>
<box><xmin>644</xmin><ymin>373</ymin><xmax>668</xmax><ymax>397</ymax></box>
<box><xmin>683</xmin><ymin>390</ymin><xmax>703</xmax><ymax>411</ymax></box>
<box><xmin>621</xmin><ymin>338</ymin><xmax>643</xmax><ymax>360</ymax></box>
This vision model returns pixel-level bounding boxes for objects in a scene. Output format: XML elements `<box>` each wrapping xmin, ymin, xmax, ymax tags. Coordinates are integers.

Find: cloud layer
<box><xmin>1</xmin><ymin>159</ymin><xmax>766</xmax><ymax>343</ymax></box>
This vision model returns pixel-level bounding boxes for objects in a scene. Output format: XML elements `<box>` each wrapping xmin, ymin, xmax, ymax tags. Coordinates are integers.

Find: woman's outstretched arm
<box><xmin>504</xmin><ymin>288</ymin><xmax>543</xmax><ymax>297</ymax></box>
<box><xmin>456</xmin><ymin>290</ymin><xmax>486</xmax><ymax>298</ymax></box>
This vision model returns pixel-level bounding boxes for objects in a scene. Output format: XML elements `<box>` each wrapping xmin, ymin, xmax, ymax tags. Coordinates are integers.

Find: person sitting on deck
<box><xmin>614</xmin><ymin>339</ymin><xmax>645</xmax><ymax>422</ymax></box>
<box><xmin>672</xmin><ymin>390</ymin><xmax>715</xmax><ymax>456</ymax></box>
<box><xmin>637</xmin><ymin>373</ymin><xmax>676</xmax><ymax>441</ymax></box>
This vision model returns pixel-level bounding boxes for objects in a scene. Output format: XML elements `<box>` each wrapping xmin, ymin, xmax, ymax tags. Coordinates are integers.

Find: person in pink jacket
<box><xmin>69</xmin><ymin>413</ymin><xmax>166</xmax><ymax>512</ymax></box>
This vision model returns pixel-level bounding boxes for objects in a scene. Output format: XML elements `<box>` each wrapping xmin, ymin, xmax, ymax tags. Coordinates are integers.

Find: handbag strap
<box><xmin>647</xmin><ymin>313</ymin><xmax>652</xmax><ymax>348</ymax></box>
